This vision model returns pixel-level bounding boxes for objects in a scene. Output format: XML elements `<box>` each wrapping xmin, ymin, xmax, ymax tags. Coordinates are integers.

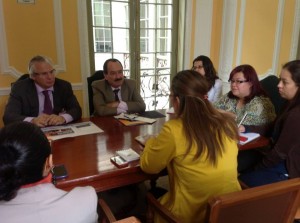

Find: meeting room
<box><xmin>1</xmin><ymin>0</ymin><xmax>300</xmax><ymax>222</ymax></box>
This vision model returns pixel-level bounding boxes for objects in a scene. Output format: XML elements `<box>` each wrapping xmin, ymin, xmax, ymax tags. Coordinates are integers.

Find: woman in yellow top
<box><xmin>140</xmin><ymin>70</ymin><xmax>241</xmax><ymax>223</ymax></box>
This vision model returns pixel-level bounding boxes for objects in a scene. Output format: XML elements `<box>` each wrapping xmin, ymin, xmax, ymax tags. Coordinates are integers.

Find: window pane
<box><xmin>93</xmin><ymin>1</ymin><xmax>111</xmax><ymax>26</ymax></box>
<box><xmin>112</xmin><ymin>28</ymin><xmax>129</xmax><ymax>52</ymax></box>
<box><xmin>156</xmin><ymin>30</ymin><xmax>171</xmax><ymax>52</ymax></box>
<box><xmin>111</xmin><ymin>2</ymin><xmax>129</xmax><ymax>28</ymax></box>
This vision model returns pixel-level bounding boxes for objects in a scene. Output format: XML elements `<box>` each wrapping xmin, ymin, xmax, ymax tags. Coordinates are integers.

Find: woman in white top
<box><xmin>0</xmin><ymin>122</ymin><xmax>98</xmax><ymax>223</ymax></box>
<box><xmin>192</xmin><ymin>55</ymin><xmax>223</xmax><ymax>103</ymax></box>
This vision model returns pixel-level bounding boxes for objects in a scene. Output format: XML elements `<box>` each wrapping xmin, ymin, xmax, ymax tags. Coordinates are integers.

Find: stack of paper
<box><xmin>239</xmin><ymin>132</ymin><xmax>260</xmax><ymax>145</ymax></box>
<box><xmin>116</xmin><ymin>148</ymin><xmax>140</xmax><ymax>162</ymax></box>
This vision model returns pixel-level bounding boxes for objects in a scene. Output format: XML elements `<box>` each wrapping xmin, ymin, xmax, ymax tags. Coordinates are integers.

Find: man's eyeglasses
<box><xmin>229</xmin><ymin>80</ymin><xmax>248</xmax><ymax>84</ymax></box>
<box><xmin>34</xmin><ymin>69</ymin><xmax>56</xmax><ymax>76</ymax></box>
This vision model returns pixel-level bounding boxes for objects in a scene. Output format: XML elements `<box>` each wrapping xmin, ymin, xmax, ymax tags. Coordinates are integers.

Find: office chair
<box><xmin>260</xmin><ymin>75</ymin><xmax>286</xmax><ymax>115</ymax></box>
<box><xmin>87</xmin><ymin>70</ymin><xmax>104</xmax><ymax>115</ymax></box>
<box><xmin>11</xmin><ymin>73</ymin><xmax>30</xmax><ymax>87</ymax></box>
<box><xmin>207</xmin><ymin>178</ymin><xmax>300</xmax><ymax>223</ymax></box>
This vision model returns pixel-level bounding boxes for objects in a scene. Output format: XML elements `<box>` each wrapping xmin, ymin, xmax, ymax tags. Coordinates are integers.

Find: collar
<box><xmin>35</xmin><ymin>83</ymin><xmax>54</xmax><ymax>94</ymax></box>
<box><xmin>111</xmin><ymin>86</ymin><xmax>121</xmax><ymax>91</ymax></box>
<box><xmin>21</xmin><ymin>173</ymin><xmax>53</xmax><ymax>189</ymax></box>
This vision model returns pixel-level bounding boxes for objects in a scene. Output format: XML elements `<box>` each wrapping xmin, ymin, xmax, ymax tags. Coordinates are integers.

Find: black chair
<box><xmin>11</xmin><ymin>73</ymin><xmax>30</xmax><ymax>87</ymax></box>
<box><xmin>260</xmin><ymin>75</ymin><xmax>286</xmax><ymax>115</ymax></box>
<box><xmin>87</xmin><ymin>70</ymin><xmax>105</xmax><ymax>116</ymax></box>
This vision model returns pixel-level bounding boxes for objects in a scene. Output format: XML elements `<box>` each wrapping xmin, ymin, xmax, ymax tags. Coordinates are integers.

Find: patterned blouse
<box><xmin>214</xmin><ymin>95</ymin><xmax>276</xmax><ymax>126</ymax></box>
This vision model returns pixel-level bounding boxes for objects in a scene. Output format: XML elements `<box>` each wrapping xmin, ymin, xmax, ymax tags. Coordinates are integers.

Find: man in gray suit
<box><xmin>3</xmin><ymin>55</ymin><xmax>82</xmax><ymax>127</ymax></box>
<box><xmin>92</xmin><ymin>58</ymin><xmax>146</xmax><ymax>116</ymax></box>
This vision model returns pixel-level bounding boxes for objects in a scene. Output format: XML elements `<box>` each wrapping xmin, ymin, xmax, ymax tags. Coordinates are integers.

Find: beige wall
<box><xmin>187</xmin><ymin>0</ymin><xmax>299</xmax><ymax>79</ymax></box>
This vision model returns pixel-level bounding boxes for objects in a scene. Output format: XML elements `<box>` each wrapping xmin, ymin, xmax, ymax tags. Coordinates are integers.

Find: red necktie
<box><xmin>42</xmin><ymin>90</ymin><xmax>53</xmax><ymax>114</ymax></box>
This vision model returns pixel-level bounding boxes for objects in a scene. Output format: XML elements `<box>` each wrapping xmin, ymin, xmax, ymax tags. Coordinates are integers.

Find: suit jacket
<box><xmin>92</xmin><ymin>79</ymin><xmax>146</xmax><ymax>116</ymax></box>
<box><xmin>0</xmin><ymin>183</ymin><xmax>98</xmax><ymax>223</ymax></box>
<box><xmin>3</xmin><ymin>78</ymin><xmax>82</xmax><ymax>125</ymax></box>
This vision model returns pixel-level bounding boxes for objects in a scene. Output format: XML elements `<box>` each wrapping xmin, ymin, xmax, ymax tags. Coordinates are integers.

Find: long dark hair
<box><xmin>227</xmin><ymin>64</ymin><xmax>266</xmax><ymax>104</ymax></box>
<box><xmin>0</xmin><ymin>122</ymin><xmax>51</xmax><ymax>201</ymax></box>
<box><xmin>192</xmin><ymin>55</ymin><xmax>219</xmax><ymax>90</ymax></box>
<box><xmin>171</xmin><ymin>70</ymin><xmax>238</xmax><ymax>166</ymax></box>
<box><xmin>273</xmin><ymin>60</ymin><xmax>300</xmax><ymax>141</ymax></box>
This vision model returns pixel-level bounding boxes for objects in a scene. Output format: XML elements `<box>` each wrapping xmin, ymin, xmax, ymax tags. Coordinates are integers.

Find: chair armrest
<box><xmin>146</xmin><ymin>192</ymin><xmax>181</xmax><ymax>223</ymax></box>
<box><xmin>98</xmin><ymin>198</ymin><xmax>117</xmax><ymax>223</ymax></box>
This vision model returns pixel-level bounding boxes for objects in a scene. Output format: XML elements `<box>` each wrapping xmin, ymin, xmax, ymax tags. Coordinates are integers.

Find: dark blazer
<box><xmin>3</xmin><ymin>78</ymin><xmax>82</xmax><ymax>125</ymax></box>
<box><xmin>92</xmin><ymin>79</ymin><xmax>146</xmax><ymax>116</ymax></box>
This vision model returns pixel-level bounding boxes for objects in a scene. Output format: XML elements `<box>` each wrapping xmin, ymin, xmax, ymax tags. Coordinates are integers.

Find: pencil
<box><xmin>238</xmin><ymin>112</ymin><xmax>248</xmax><ymax>127</ymax></box>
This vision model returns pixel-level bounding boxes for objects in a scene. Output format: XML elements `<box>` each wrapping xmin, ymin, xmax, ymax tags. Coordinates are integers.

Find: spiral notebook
<box><xmin>116</xmin><ymin>148</ymin><xmax>140</xmax><ymax>162</ymax></box>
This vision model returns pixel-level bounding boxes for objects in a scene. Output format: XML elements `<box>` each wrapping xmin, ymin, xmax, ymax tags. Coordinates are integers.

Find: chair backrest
<box><xmin>207</xmin><ymin>178</ymin><xmax>300</xmax><ymax>223</ymax></box>
<box><xmin>87</xmin><ymin>70</ymin><xmax>105</xmax><ymax>115</ymax></box>
<box><xmin>260</xmin><ymin>75</ymin><xmax>286</xmax><ymax>115</ymax></box>
<box><xmin>11</xmin><ymin>73</ymin><xmax>30</xmax><ymax>87</ymax></box>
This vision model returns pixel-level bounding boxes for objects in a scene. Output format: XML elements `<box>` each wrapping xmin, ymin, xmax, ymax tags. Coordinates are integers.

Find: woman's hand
<box><xmin>238</xmin><ymin>125</ymin><xmax>246</xmax><ymax>133</ymax></box>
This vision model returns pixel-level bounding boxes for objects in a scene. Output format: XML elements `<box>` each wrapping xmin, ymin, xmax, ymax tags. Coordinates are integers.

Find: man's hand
<box><xmin>31</xmin><ymin>114</ymin><xmax>51</xmax><ymax>127</ymax></box>
<box><xmin>46</xmin><ymin>114</ymin><xmax>66</xmax><ymax>126</ymax></box>
<box><xmin>31</xmin><ymin>114</ymin><xmax>66</xmax><ymax>127</ymax></box>
<box><xmin>106</xmin><ymin>101</ymin><xmax>119</xmax><ymax>108</ymax></box>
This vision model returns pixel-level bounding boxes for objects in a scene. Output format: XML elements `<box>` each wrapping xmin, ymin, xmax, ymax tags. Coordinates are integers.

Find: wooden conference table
<box><xmin>52</xmin><ymin>111</ymin><xmax>269</xmax><ymax>192</ymax></box>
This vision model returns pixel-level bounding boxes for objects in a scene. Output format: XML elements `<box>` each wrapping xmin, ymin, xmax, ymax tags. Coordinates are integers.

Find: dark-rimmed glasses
<box><xmin>229</xmin><ymin>80</ymin><xmax>248</xmax><ymax>84</ymax></box>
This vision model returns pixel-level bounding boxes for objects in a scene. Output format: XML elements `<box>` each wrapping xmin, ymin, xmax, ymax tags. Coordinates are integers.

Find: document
<box><xmin>116</xmin><ymin>148</ymin><xmax>140</xmax><ymax>162</ymax></box>
<box><xmin>239</xmin><ymin>132</ymin><xmax>260</xmax><ymax>145</ymax></box>
<box><xmin>42</xmin><ymin>121</ymin><xmax>103</xmax><ymax>141</ymax></box>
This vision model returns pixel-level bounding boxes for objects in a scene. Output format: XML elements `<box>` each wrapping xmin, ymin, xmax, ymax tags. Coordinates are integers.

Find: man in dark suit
<box><xmin>3</xmin><ymin>55</ymin><xmax>82</xmax><ymax>127</ymax></box>
<box><xmin>92</xmin><ymin>58</ymin><xmax>145</xmax><ymax>116</ymax></box>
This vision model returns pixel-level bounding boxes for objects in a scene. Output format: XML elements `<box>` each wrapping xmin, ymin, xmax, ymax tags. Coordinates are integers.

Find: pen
<box><xmin>238</xmin><ymin>112</ymin><xmax>248</xmax><ymax>127</ymax></box>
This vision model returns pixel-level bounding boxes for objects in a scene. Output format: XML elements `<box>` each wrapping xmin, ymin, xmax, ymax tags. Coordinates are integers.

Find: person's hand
<box><xmin>106</xmin><ymin>101</ymin><xmax>119</xmax><ymax>108</ymax></box>
<box><xmin>238</xmin><ymin>125</ymin><xmax>246</xmax><ymax>133</ymax></box>
<box><xmin>46</xmin><ymin>114</ymin><xmax>66</xmax><ymax>126</ymax></box>
<box><xmin>31</xmin><ymin>114</ymin><xmax>51</xmax><ymax>127</ymax></box>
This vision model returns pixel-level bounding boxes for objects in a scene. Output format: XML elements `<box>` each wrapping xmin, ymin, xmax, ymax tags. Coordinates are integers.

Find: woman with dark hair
<box><xmin>239</xmin><ymin>60</ymin><xmax>300</xmax><ymax>187</ymax></box>
<box><xmin>0</xmin><ymin>122</ymin><xmax>98</xmax><ymax>223</ymax></box>
<box><xmin>192</xmin><ymin>55</ymin><xmax>223</xmax><ymax>102</ymax></box>
<box><xmin>140</xmin><ymin>70</ymin><xmax>241</xmax><ymax>222</ymax></box>
<box><xmin>214</xmin><ymin>64</ymin><xmax>276</xmax><ymax>131</ymax></box>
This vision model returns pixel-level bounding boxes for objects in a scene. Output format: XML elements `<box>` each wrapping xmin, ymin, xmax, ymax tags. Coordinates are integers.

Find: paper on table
<box><xmin>42</xmin><ymin>121</ymin><xmax>103</xmax><ymax>141</ymax></box>
<box><xmin>116</xmin><ymin>148</ymin><xmax>140</xmax><ymax>162</ymax></box>
<box><xmin>114</xmin><ymin>113</ymin><xmax>156</xmax><ymax>124</ymax></box>
<box><xmin>239</xmin><ymin>132</ymin><xmax>260</xmax><ymax>145</ymax></box>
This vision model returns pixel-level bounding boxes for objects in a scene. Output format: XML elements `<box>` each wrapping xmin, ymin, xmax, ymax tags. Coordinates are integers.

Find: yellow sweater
<box><xmin>140</xmin><ymin>119</ymin><xmax>241</xmax><ymax>223</ymax></box>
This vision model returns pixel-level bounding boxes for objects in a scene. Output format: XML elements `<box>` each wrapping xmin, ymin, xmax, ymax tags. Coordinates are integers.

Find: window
<box><xmin>89</xmin><ymin>0</ymin><xmax>179</xmax><ymax>110</ymax></box>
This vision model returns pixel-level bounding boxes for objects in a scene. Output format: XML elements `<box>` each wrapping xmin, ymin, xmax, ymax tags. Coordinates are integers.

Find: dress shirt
<box><xmin>24</xmin><ymin>84</ymin><xmax>73</xmax><ymax>123</ymax></box>
<box><xmin>112</xmin><ymin>87</ymin><xmax>128</xmax><ymax>114</ymax></box>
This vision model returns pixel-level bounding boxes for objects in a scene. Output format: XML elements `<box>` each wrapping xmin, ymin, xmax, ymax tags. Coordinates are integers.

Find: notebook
<box><xmin>116</xmin><ymin>148</ymin><xmax>140</xmax><ymax>162</ymax></box>
<box><xmin>239</xmin><ymin>132</ymin><xmax>260</xmax><ymax>145</ymax></box>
